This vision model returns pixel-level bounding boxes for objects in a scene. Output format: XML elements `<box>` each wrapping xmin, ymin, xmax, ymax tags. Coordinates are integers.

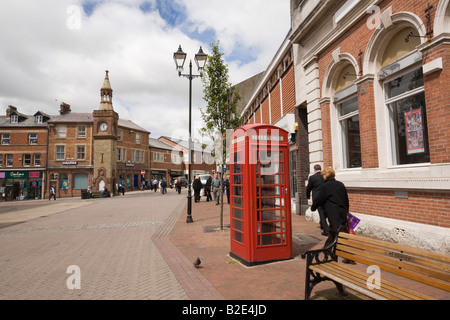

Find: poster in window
<box><xmin>405</xmin><ymin>108</ymin><xmax>424</xmax><ymax>154</ymax></box>
<box><xmin>61</xmin><ymin>180</ymin><xmax>69</xmax><ymax>190</ymax></box>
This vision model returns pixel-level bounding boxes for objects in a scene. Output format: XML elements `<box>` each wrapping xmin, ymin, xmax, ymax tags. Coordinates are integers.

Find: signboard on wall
<box><xmin>0</xmin><ymin>171</ymin><xmax>42</xmax><ymax>179</ymax></box>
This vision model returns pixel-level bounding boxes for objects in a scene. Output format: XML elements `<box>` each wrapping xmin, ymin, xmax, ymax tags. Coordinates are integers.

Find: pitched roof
<box><xmin>118</xmin><ymin>119</ymin><xmax>150</xmax><ymax>133</ymax></box>
<box><xmin>48</xmin><ymin>113</ymin><xmax>93</xmax><ymax>123</ymax></box>
<box><xmin>0</xmin><ymin>115</ymin><xmax>49</xmax><ymax>128</ymax></box>
<box><xmin>148</xmin><ymin>137</ymin><xmax>173</xmax><ymax>150</ymax></box>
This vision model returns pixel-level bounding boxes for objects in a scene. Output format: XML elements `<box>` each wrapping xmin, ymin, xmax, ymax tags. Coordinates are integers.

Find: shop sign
<box><xmin>63</xmin><ymin>161</ymin><xmax>78</xmax><ymax>165</ymax></box>
<box><xmin>0</xmin><ymin>171</ymin><xmax>42</xmax><ymax>179</ymax></box>
<box><xmin>251</xmin><ymin>134</ymin><xmax>284</xmax><ymax>142</ymax></box>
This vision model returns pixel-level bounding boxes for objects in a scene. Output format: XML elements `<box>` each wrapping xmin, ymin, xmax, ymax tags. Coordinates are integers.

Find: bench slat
<box><xmin>314</xmin><ymin>263</ymin><xmax>402</xmax><ymax>300</ymax></box>
<box><xmin>309</xmin><ymin>264</ymin><xmax>389</xmax><ymax>300</ymax></box>
<box><xmin>327</xmin><ymin>262</ymin><xmax>434</xmax><ymax>300</ymax></box>
<box><xmin>310</xmin><ymin>262</ymin><xmax>433</xmax><ymax>300</ymax></box>
<box><xmin>339</xmin><ymin>233</ymin><xmax>450</xmax><ymax>263</ymax></box>
<box><xmin>338</xmin><ymin>237</ymin><xmax>450</xmax><ymax>274</ymax></box>
<box><xmin>336</xmin><ymin>242</ymin><xmax>450</xmax><ymax>283</ymax></box>
<box><xmin>337</xmin><ymin>250</ymin><xmax>450</xmax><ymax>292</ymax></box>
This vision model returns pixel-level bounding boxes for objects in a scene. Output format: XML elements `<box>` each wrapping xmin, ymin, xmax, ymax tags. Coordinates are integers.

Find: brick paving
<box><xmin>169</xmin><ymin>198</ymin><xmax>450</xmax><ymax>301</ymax></box>
<box><xmin>0</xmin><ymin>190</ymin><xmax>189</xmax><ymax>300</ymax></box>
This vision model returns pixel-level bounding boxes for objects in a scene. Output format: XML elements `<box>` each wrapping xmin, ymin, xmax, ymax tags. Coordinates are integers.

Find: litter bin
<box><xmin>81</xmin><ymin>189</ymin><xmax>88</xmax><ymax>199</ymax></box>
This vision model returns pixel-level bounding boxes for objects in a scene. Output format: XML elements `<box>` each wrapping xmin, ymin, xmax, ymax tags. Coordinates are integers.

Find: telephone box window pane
<box><xmin>233</xmin><ymin>186</ymin><xmax>242</xmax><ymax>196</ymax></box>
<box><xmin>234</xmin><ymin>208</ymin><xmax>242</xmax><ymax>220</ymax></box>
<box><xmin>233</xmin><ymin>197</ymin><xmax>242</xmax><ymax>208</ymax></box>
<box><xmin>261</xmin><ymin>198</ymin><xmax>276</xmax><ymax>209</ymax></box>
<box><xmin>260</xmin><ymin>222</ymin><xmax>281</xmax><ymax>233</ymax></box>
<box><xmin>261</xmin><ymin>234</ymin><xmax>282</xmax><ymax>246</ymax></box>
<box><xmin>261</xmin><ymin>186</ymin><xmax>280</xmax><ymax>197</ymax></box>
<box><xmin>234</xmin><ymin>151</ymin><xmax>241</xmax><ymax>163</ymax></box>
<box><xmin>233</xmin><ymin>175</ymin><xmax>242</xmax><ymax>185</ymax></box>
<box><xmin>233</xmin><ymin>231</ymin><xmax>243</xmax><ymax>243</ymax></box>
<box><xmin>260</xmin><ymin>210</ymin><xmax>281</xmax><ymax>221</ymax></box>
<box><xmin>260</xmin><ymin>150</ymin><xmax>279</xmax><ymax>162</ymax></box>
<box><xmin>233</xmin><ymin>164</ymin><xmax>242</xmax><ymax>173</ymax></box>
<box><xmin>234</xmin><ymin>220</ymin><xmax>243</xmax><ymax>232</ymax></box>
<box><xmin>261</xmin><ymin>162</ymin><xmax>279</xmax><ymax>175</ymax></box>
<box><xmin>261</xmin><ymin>174</ymin><xmax>282</xmax><ymax>185</ymax></box>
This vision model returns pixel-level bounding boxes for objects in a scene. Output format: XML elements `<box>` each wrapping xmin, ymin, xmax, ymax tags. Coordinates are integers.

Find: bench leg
<box><xmin>305</xmin><ymin>269</ymin><xmax>348</xmax><ymax>300</ymax></box>
<box><xmin>304</xmin><ymin>269</ymin><xmax>325</xmax><ymax>300</ymax></box>
<box><xmin>333</xmin><ymin>281</ymin><xmax>347</xmax><ymax>297</ymax></box>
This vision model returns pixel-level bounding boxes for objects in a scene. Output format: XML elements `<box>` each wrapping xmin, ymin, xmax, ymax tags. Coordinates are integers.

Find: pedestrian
<box><xmin>160</xmin><ymin>178</ymin><xmax>167</xmax><ymax>194</ymax></box>
<box><xmin>311</xmin><ymin>168</ymin><xmax>353</xmax><ymax>264</ymax></box>
<box><xmin>101</xmin><ymin>187</ymin><xmax>109</xmax><ymax>198</ymax></box>
<box><xmin>205</xmin><ymin>175</ymin><xmax>212</xmax><ymax>202</ymax></box>
<box><xmin>49</xmin><ymin>186</ymin><xmax>56</xmax><ymax>201</ymax></box>
<box><xmin>87</xmin><ymin>186</ymin><xmax>92</xmax><ymax>199</ymax></box>
<box><xmin>223</xmin><ymin>174</ymin><xmax>230</xmax><ymax>204</ymax></box>
<box><xmin>153</xmin><ymin>178</ymin><xmax>158</xmax><ymax>192</ymax></box>
<box><xmin>193</xmin><ymin>176</ymin><xmax>203</xmax><ymax>202</ymax></box>
<box><xmin>176</xmin><ymin>178</ymin><xmax>182</xmax><ymax>194</ymax></box>
<box><xmin>307</xmin><ymin>164</ymin><xmax>329</xmax><ymax>236</ymax></box>
<box><xmin>212</xmin><ymin>173</ymin><xmax>221</xmax><ymax>205</ymax></box>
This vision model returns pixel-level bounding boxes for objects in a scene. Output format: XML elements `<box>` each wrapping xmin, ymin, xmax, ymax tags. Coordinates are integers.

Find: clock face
<box><xmin>100</xmin><ymin>122</ymin><xmax>108</xmax><ymax>131</ymax></box>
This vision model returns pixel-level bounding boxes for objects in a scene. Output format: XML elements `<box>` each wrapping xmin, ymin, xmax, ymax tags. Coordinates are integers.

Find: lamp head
<box><xmin>194</xmin><ymin>46</ymin><xmax>208</xmax><ymax>73</ymax></box>
<box><xmin>173</xmin><ymin>45</ymin><xmax>187</xmax><ymax>73</ymax></box>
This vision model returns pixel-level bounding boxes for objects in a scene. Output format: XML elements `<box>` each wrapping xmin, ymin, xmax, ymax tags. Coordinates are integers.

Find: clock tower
<box><xmin>93</xmin><ymin>70</ymin><xmax>119</xmax><ymax>192</ymax></box>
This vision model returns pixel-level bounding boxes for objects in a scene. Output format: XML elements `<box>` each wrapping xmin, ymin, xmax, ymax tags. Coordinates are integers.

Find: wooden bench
<box><xmin>301</xmin><ymin>232</ymin><xmax>450</xmax><ymax>300</ymax></box>
<box><xmin>90</xmin><ymin>191</ymin><xmax>110</xmax><ymax>198</ymax></box>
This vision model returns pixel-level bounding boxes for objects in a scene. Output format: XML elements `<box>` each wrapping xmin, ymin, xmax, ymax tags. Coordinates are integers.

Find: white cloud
<box><xmin>0</xmin><ymin>0</ymin><xmax>290</xmax><ymax>138</ymax></box>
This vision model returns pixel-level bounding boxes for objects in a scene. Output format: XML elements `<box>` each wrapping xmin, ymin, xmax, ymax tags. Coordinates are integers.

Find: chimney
<box><xmin>60</xmin><ymin>102</ymin><xmax>71</xmax><ymax>115</ymax></box>
<box><xmin>6</xmin><ymin>105</ymin><xmax>17</xmax><ymax>117</ymax></box>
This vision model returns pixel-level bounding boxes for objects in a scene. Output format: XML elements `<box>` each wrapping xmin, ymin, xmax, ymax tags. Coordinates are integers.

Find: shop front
<box><xmin>0</xmin><ymin>170</ymin><xmax>44</xmax><ymax>201</ymax></box>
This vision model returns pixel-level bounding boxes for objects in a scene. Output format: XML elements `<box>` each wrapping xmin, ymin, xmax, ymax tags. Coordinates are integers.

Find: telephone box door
<box><xmin>252</xmin><ymin>144</ymin><xmax>292</xmax><ymax>263</ymax></box>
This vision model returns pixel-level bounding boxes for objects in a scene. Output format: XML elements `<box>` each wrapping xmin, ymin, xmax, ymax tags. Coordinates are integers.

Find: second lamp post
<box><xmin>173</xmin><ymin>45</ymin><xmax>208</xmax><ymax>223</ymax></box>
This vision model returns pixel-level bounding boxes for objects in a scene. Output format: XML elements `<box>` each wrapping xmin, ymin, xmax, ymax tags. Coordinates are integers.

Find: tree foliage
<box><xmin>201</xmin><ymin>40</ymin><xmax>241</xmax><ymax>137</ymax></box>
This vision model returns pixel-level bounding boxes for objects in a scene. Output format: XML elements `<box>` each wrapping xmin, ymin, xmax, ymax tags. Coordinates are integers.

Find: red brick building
<box><xmin>148</xmin><ymin>137</ymin><xmax>184</xmax><ymax>183</ymax></box>
<box><xmin>159</xmin><ymin>136</ymin><xmax>215</xmax><ymax>179</ymax></box>
<box><xmin>290</xmin><ymin>0</ymin><xmax>450</xmax><ymax>252</ymax></box>
<box><xmin>0</xmin><ymin>106</ymin><xmax>48</xmax><ymax>200</ymax></box>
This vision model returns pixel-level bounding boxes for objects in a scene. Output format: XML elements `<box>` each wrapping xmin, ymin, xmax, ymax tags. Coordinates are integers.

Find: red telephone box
<box><xmin>229</xmin><ymin>124</ymin><xmax>292</xmax><ymax>266</ymax></box>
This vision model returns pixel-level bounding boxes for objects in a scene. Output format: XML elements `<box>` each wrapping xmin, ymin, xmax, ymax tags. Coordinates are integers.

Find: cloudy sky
<box><xmin>0</xmin><ymin>0</ymin><xmax>290</xmax><ymax>139</ymax></box>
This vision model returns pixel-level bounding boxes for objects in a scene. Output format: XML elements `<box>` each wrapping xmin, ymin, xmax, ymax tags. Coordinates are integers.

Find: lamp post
<box><xmin>173</xmin><ymin>45</ymin><xmax>208</xmax><ymax>223</ymax></box>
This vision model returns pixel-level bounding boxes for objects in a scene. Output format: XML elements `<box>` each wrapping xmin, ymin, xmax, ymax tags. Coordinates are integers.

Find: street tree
<box><xmin>200</xmin><ymin>40</ymin><xmax>241</xmax><ymax>230</ymax></box>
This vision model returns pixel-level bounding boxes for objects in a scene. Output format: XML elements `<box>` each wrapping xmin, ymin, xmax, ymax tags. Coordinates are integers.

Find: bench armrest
<box><xmin>301</xmin><ymin>240</ymin><xmax>337</xmax><ymax>264</ymax></box>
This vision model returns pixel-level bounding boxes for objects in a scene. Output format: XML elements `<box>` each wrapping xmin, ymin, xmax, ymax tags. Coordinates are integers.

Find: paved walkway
<box><xmin>169</xmin><ymin>198</ymin><xmax>450</xmax><ymax>300</ymax></box>
<box><xmin>0</xmin><ymin>190</ymin><xmax>190</xmax><ymax>300</ymax></box>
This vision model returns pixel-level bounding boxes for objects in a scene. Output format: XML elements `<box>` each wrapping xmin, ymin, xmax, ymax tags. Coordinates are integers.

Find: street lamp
<box><xmin>173</xmin><ymin>45</ymin><xmax>208</xmax><ymax>223</ymax></box>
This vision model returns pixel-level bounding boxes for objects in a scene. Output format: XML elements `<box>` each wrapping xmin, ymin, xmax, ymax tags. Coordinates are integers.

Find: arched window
<box><xmin>335</xmin><ymin>65</ymin><xmax>361</xmax><ymax>169</ymax></box>
<box><xmin>380</xmin><ymin>28</ymin><xmax>430</xmax><ymax>166</ymax></box>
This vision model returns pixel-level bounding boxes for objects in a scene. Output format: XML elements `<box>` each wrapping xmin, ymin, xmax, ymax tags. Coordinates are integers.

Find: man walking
<box><xmin>307</xmin><ymin>164</ymin><xmax>328</xmax><ymax>236</ymax></box>
<box><xmin>211</xmin><ymin>173</ymin><xmax>221</xmax><ymax>205</ymax></box>
<box><xmin>49</xmin><ymin>186</ymin><xmax>56</xmax><ymax>201</ymax></box>
<box><xmin>160</xmin><ymin>178</ymin><xmax>167</xmax><ymax>194</ymax></box>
